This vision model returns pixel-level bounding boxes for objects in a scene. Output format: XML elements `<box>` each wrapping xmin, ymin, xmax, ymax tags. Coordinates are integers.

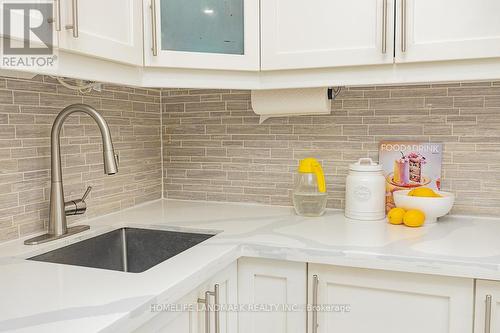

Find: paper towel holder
<box><xmin>328</xmin><ymin>87</ymin><xmax>343</xmax><ymax>100</ymax></box>
<box><xmin>251</xmin><ymin>87</ymin><xmax>341</xmax><ymax>124</ymax></box>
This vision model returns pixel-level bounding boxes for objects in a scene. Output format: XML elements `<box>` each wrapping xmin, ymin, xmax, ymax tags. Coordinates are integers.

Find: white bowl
<box><xmin>393</xmin><ymin>189</ymin><xmax>455</xmax><ymax>224</ymax></box>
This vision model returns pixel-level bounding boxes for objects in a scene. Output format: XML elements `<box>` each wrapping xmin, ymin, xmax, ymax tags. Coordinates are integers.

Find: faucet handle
<box><xmin>81</xmin><ymin>186</ymin><xmax>92</xmax><ymax>201</ymax></box>
<box><xmin>65</xmin><ymin>186</ymin><xmax>92</xmax><ymax>216</ymax></box>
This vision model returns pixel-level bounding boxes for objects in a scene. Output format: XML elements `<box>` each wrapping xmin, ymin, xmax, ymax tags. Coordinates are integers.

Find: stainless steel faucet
<box><xmin>25</xmin><ymin>104</ymin><xmax>118</xmax><ymax>245</ymax></box>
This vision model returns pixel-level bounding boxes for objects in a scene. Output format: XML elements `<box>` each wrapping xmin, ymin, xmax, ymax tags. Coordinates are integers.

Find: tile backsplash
<box><xmin>0</xmin><ymin>75</ymin><xmax>161</xmax><ymax>243</ymax></box>
<box><xmin>2</xmin><ymin>76</ymin><xmax>500</xmax><ymax>244</ymax></box>
<box><xmin>162</xmin><ymin>81</ymin><xmax>500</xmax><ymax>217</ymax></box>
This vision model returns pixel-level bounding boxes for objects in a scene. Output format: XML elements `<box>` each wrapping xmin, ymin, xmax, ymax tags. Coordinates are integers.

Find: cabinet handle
<box><xmin>64</xmin><ymin>0</ymin><xmax>79</xmax><ymax>38</ymax></box>
<box><xmin>150</xmin><ymin>0</ymin><xmax>158</xmax><ymax>56</ymax></box>
<box><xmin>312</xmin><ymin>275</ymin><xmax>319</xmax><ymax>333</ymax></box>
<box><xmin>400</xmin><ymin>0</ymin><xmax>407</xmax><ymax>53</ymax></box>
<box><xmin>198</xmin><ymin>291</ymin><xmax>211</xmax><ymax>333</ymax></box>
<box><xmin>381</xmin><ymin>0</ymin><xmax>388</xmax><ymax>54</ymax></box>
<box><xmin>49</xmin><ymin>0</ymin><xmax>61</xmax><ymax>31</ymax></box>
<box><xmin>197</xmin><ymin>284</ymin><xmax>220</xmax><ymax>333</ymax></box>
<box><xmin>485</xmin><ymin>295</ymin><xmax>492</xmax><ymax>333</ymax></box>
<box><xmin>214</xmin><ymin>284</ymin><xmax>220</xmax><ymax>333</ymax></box>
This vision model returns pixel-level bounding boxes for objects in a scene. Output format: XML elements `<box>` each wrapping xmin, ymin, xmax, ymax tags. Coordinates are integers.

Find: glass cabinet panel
<box><xmin>160</xmin><ymin>0</ymin><xmax>244</xmax><ymax>55</ymax></box>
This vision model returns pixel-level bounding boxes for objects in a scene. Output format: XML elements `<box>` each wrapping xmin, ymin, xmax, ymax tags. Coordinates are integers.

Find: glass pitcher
<box><xmin>293</xmin><ymin>158</ymin><xmax>327</xmax><ymax>217</ymax></box>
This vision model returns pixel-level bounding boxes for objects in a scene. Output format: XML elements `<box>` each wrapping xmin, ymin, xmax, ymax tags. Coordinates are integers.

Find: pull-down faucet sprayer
<box><xmin>25</xmin><ymin>104</ymin><xmax>118</xmax><ymax>245</ymax></box>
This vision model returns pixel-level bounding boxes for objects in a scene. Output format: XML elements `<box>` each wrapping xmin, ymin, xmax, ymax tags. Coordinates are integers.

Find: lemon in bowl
<box><xmin>393</xmin><ymin>189</ymin><xmax>454</xmax><ymax>224</ymax></box>
<box><xmin>408</xmin><ymin>187</ymin><xmax>442</xmax><ymax>198</ymax></box>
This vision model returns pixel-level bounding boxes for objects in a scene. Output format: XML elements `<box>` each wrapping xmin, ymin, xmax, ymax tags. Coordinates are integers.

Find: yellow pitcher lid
<box><xmin>298</xmin><ymin>158</ymin><xmax>326</xmax><ymax>193</ymax></box>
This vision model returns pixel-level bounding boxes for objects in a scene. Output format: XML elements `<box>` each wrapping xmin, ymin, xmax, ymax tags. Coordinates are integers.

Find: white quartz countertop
<box><xmin>2</xmin><ymin>199</ymin><xmax>500</xmax><ymax>332</ymax></box>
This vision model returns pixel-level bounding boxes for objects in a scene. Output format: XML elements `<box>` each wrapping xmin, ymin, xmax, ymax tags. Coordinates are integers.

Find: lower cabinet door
<box><xmin>135</xmin><ymin>290</ymin><xmax>199</xmax><ymax>333</ymax></box>
<box><xmin>135</xmin><ymin>261</ymin><xmax>237</xmax><ymax>333</ymax></box>
<box><xmin>308</xmin><ymin>264</ymin><xmax>474</xmax><ymax>333</ymax></box>
<box><xmin>474</xmin><ymin>280</ymin><xmax>500</xmax><ymax>333</ymax></box>
<box><xmin>196</xmin><ymin>262</ymin><xmax>238</xmax><ymax>333</ymax></box>
<box><xmin>238</xmin><ymin>257</ymin><xmax>307</xmax><ymax>333</ymax></box>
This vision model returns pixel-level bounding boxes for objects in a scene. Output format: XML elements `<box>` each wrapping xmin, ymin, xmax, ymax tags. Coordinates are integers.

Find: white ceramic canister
<box><xmin>345</xmin><ymin>158</ymin><xmax>386</xmax><ymax>221</ymax></box>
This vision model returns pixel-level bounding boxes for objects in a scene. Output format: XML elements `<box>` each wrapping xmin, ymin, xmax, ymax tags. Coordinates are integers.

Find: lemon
<box><xmin>408</xmin><ymin>187</ymin><xmax>441</xmax><ymax>198</ymax></box>
<box><xmin>387</xmin><ymin>208</ymin><xmax>406</xmax><ymax>225</ymax></box>
<box><xmin>403</xmin><ymin>209</ymin><xmax>426</xmax><ymax>227</ymax></box>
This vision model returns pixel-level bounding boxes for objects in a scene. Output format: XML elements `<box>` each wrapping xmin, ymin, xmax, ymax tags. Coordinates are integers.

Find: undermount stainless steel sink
<box><xmin>28</xmin><ymin>228</ymin><xmax>215</xmax><ymax>273</ymax></box>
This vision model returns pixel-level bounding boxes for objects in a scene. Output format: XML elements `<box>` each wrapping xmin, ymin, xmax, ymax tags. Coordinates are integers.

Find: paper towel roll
<box><xmin>251</xmin><ymin>87</ymin><xmax>331</xmax><ymax>123</ymax></box>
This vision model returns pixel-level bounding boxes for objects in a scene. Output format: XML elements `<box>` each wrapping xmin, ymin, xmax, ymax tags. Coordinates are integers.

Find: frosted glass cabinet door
<box><xmin>144</xmin><ymin>0</ymin><xmax>259</xmax><ymax>70</ymax></box>
<box><xmin>161</xmin><ymin>0</ymin><xmax>243</xmax><ymax>55</ymax></box>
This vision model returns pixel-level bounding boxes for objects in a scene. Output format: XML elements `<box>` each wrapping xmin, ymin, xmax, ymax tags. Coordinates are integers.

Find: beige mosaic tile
<box><xmin>0</xmin><ymin>75</ymin><xmax>161</xmax><ymax>243</ymax></box>
<box><xmin>162</xmin><ymin>81</ymin><xmax>500</xmax><ymax>217</ymax></box>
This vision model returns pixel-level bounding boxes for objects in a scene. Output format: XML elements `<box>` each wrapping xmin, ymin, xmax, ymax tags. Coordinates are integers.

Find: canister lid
<box><xmin>349</xmin><ymin>158</ymin><xmax>383</xmax><ymax>172</ymax></box>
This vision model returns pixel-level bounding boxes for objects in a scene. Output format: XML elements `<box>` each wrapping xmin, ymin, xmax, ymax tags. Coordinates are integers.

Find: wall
<box><xmin>162</xmin><ymin>81</ymin><xmax>500</xmax><ymax>217</ymax></box>
<box><xmin>2</xmin><ymin>76</ymin><xmax>500</xmax><ymax>243</ymax></box>
<box><xmin>0</xmin><ymin>75</ymin><xmax>162</xmax><ymax>243</ymax></box>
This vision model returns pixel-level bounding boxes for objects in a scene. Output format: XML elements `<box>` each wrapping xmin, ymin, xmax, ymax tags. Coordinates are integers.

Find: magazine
<box><xmin>379</xmin><ymin>142</ymin><xmax>443</xmax><ymax>213</ymax></box>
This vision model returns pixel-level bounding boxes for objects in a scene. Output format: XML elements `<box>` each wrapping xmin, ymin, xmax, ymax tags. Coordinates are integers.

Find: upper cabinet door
<box><xmin>144</xmin><ymin>0</ymin><xmax>259</xmax><ymax>71</ymax></box>
<box><xmin>396</xmin><ymin>0</ymin><xmax>500</xmax><ymax>63</ymax></box>
<box><xmin>261</xmin><ymin>0</ymin><xmax>394</xmax><ymax>70</ymax></box>
<box><xmin>58</xmin><ymin>0</ymin><xmax>143</xmax><ymax>65</ymax></box>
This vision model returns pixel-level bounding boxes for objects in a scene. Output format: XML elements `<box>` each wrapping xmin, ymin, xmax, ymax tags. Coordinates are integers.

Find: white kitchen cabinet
<box><xmin>308</xmin><ymin>264</ymin><xmax>474</xmax><ymax>333</ymax></box>
<box><xmin>260</xmin><ymin>0</ymin><xmax>394</xmax><ymax>70</ymax></box>
<box><xmin>58</xmin><ymin>0</ymin><xmax>143</xmax><ymax>65</ymax></box>
<box><xmin>4</xmin><ymin>0</ymin><xmax>500</xmax><ymax>88</ymax></box>
<box><xmin>135</xmin><ymin>262</ymin><xmax>237</xmax><ymax>333</ymax></box>
<box><xmin>395</xmin><ymin>0</ymin><xmax>500</xmax><ymax>63</ymax></box>
<box><xmin>143</xmin><ymin>0</ymin><xmax>259</xmax><ymax>71</ymax></box>
<box><xmin>238</xmin><ymin>257</ymin><xmax>307</xmax><ymax>333</ymax></box>
<box><xmin>474</xmin><ymin>280</ymin><xmax>500</xmax><ymax>333</ymax></box>
<box><xmin>140</xmin><ymin>289</ymin><xmax>199</xmax><ymax>333</ymax></box>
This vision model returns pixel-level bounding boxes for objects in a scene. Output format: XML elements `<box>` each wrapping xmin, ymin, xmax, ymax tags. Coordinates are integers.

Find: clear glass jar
<box><xmin>293</xmin><ymin>173</ymin><xmax>327</xmax><ymax>217</ymax></box>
